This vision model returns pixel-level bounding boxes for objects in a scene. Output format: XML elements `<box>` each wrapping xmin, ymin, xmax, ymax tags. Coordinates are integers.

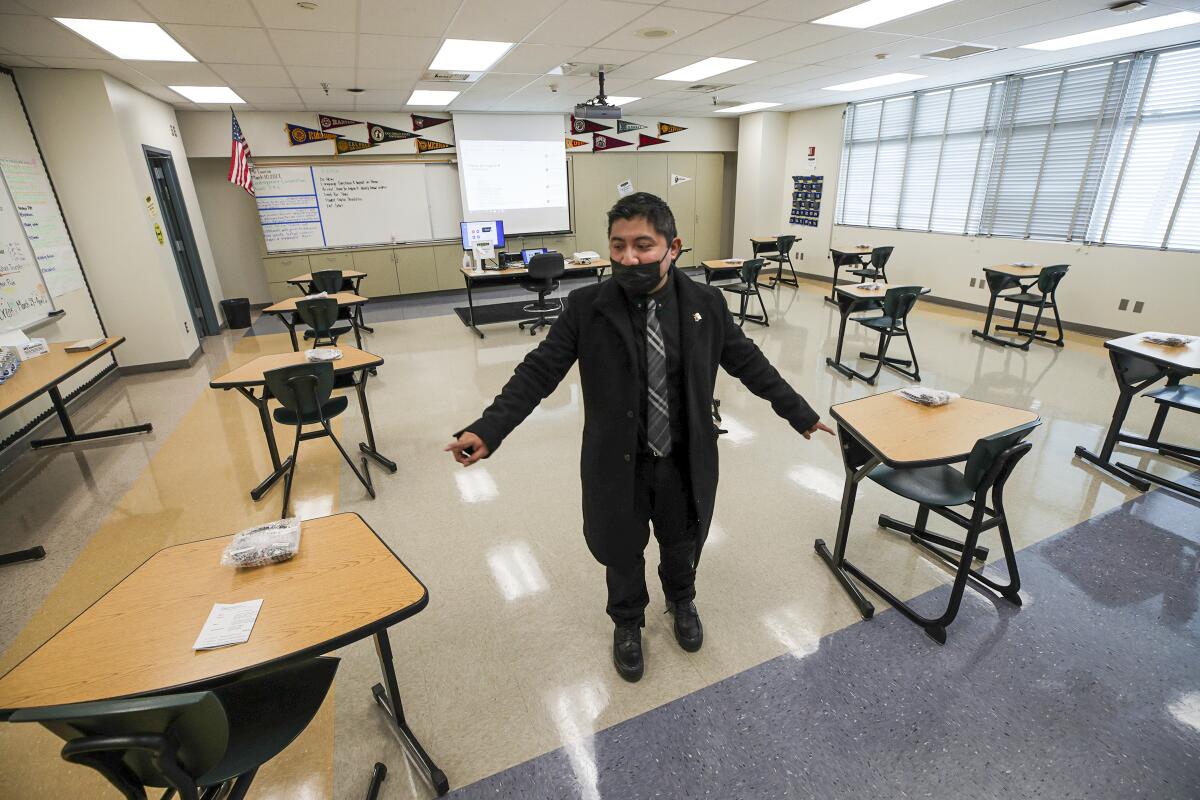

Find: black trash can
<box><xmin>220</xmin><ymin>297</ymin><xmax>252</xmax><ymax>329</ymax></box>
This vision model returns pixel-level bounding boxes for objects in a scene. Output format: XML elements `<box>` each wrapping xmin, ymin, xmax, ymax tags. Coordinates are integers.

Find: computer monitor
<box><xmin>460</xmin><ymin>220</ymin><xmax>505</xmax><ymax>251</ymax></box>
<box><xmin>521</xmin><ymin>248</ymin><xmax>547</xmax><ymax>265</ymax></box>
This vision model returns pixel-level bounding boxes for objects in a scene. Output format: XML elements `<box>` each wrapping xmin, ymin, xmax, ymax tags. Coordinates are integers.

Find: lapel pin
<box><xmin>693</xmin><ymin>312</ymin><xmax>702</xmax><ymax>322</ymax></box>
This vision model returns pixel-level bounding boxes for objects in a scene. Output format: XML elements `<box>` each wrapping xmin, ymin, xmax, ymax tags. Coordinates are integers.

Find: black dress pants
<box><xmin>605</xmin><ymin>449</ymin><xmax>698</xmax><ymax>626</ymax></box>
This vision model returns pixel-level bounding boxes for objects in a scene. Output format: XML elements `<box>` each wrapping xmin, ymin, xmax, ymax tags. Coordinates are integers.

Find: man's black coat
<box><xmin>464</xmin><ymin>270</ymin><xmax>820</xmax><ymax>568</ymax></box>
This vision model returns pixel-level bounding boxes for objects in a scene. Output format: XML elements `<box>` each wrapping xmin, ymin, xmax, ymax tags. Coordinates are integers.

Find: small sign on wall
<box><xmin>617</xmin><ymin>179</ymin><xmax>634</xmax><ymax>197</ymax></box>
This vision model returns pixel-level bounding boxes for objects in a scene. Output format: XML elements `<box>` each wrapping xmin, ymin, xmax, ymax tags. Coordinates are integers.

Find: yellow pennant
<box><xmin>565</xmin><ymin>137</ymin><xmax>588</xmax><ymax>148</ymax></box>
<box><xmin>658</xmin><ymin>122</ymin><xmax>688</xmax><ymax>136</ymax></box>
<box><xmin>416</xmin><ymin>138</ymin><xmax>454</xmax><ymax>153</ymax></box>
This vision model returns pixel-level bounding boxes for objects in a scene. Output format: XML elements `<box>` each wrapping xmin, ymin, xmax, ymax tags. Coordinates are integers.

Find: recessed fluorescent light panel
<box><xmin>822</xmin><ymin>73</ymin><xmax>925</xmax><ymax>91</ymax></box>
<box><xmin>1020</xmin><ymin>11</ymin><xmax>1200</xmax><ymax>51</ymax></box>
<box><xmin>408</xmin><ymin>89</ymin><xmax>460</xmax><ymax>106</ymax></box>
<box><xmin>169</xmin><ymin>86</ymin><xmax>244</xmax><ymax>103</ymax></box>
<box><xmin>55</xmin><ymin>18</ymin><xmax>196</xmax><ymax>61</ymax></box>
<box><xmin>813</xmin><ymin>0</ymin><xmax>956</xmax><ymax>29</ymax></box>
<box><xmin>605</xmin><ymin>96</ymin><xmax>641</xmax><ymax>105</ymax></box>
<box><xmin>715</xmin><ymin>102</ymin><xmax>781</xmax><ymax>114</ymax></box>
<box><xmin>429</xmin><ymin>39</ymin><xmax>514</xmax><ymax>71</ymax></box>
<box><xmin>655</xmin><ymin>57</ymin><xmax>754</xmax><ymax>82</ymax></box>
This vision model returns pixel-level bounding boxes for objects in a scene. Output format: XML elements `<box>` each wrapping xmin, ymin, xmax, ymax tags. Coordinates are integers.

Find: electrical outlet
<box><xmin>1133</xmin><ymin>300</ymin><xmax>1144</xmax><ymax>313</ymax></box>
<box><xmin>1118</xmin><ymin>299</ymin><xmax>1129</xmax><ymax>311</ymax></box>
<box><xmin>969</xmin><ymin>278</ymin><xmax>976</xmax><ymax>287</ymax></box>
<box><xmin>184</xmin><ymin>321</ymin><xmax>190</xmax><ymax>333</ymax></box>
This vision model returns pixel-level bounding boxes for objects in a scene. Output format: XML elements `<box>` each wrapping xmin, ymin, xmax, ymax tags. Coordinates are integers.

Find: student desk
<box><xmin>0</xmin><ymin>337</ymin><xmax>152</xmax><ymax>567</ymax></box>
<box><xmin>970</xmin><ymin>263</ymin><xmax>1044</xmax><ymax>347</ymax></box>
<box><xmin>825</xmin><ymin>283</ymin><xmax>929</xmax><ymax>383</ymax></box>
<box><xmin>1074</xmin><ymin>332</ymin><xmax>1200</xmax><ymax>501</ymax></box>
<box><xmin>826</xmin><ymin>245</ymin><xmax>873</xmax><ymax>303</ymax></box>
<box><xmin>459</xmin><ymin>259</ymin><xmax>610</xmax><ymax>339</ymax></box>
<box><xmin>263</xmin><ymin>292</ymin><xmax>368</xmax><ymax>351</ymax></box>
<box><xmin>701</xmin><ymin>258</ymin><xmax>752</xmax><ymax>284</ymax></box>
<box><xmin>209</xmin><ymin>347</ymin><xmax>395</xmax><ymax>502</ymax></box>
<box><xmin>815</xmin><ymin>391</ymin><xmax>1039</xmax><ymax>625</ymax></box>
<box><xmin>0</xmin><ymin>512</ymin><xmax>449</xmax><ymax>795</ymax></box>
<box><xmin>286</xmin><ymin>271</ymin><xmax>373</xmax><ymax>334</ymax></box>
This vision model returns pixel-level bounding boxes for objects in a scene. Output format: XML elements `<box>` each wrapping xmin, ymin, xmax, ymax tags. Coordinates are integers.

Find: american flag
<box><xmin>228</xmin><ymin>111</ymin><xmax>254</xmax><ymax>195</ymax></box>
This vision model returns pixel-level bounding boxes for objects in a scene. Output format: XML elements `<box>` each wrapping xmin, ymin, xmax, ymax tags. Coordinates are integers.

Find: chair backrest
<box><xmin>265</xmin><ymin>361</ymin><xmax>335</xmax><ymax>419</ymax></box>
<box><xmin>882</xmin><ymin>285</ymin><xmax>922</xmax><ymax>321</ymax></box>
<box><xmin>295</xmin><ymin>297</ymin><xmax>339</xmax><ymax>336</ymax></box>
<box><xmin>1037</xmin><ymin>264</ymin><xmax>1069</xmax><ymax>294</ymax></box>
<box><xmin>962</xmin><ymin>420</ymin><xmax>1040</xmax><ymax>491</ymax></box>
<box><xmin>776</xmin><ymin>235</ymin><xmax>796</xmax><ymax>253</ymax></box>
<box><xmin>527</xmin><ymin>251</ymin><xmax>565</xmax><ymax>281</ymax></box>
<box><xmin>830</xmin><ymin>249</ymin><xmax>859</xmax><ymax>267</ymax></box>
<box><xmin>871</xmin><ymin>246</ymin><xmax>894</xmax><ymax>271</ymax></box>
<box><xmin>740</xmin><ymin>258</ymin><xmax>765</xmax><ymax>285</ymax></box>
<box><xmin>309</xmin><ymin>270</ymin><xmax>343</xmax><ymax>294</ymax></box>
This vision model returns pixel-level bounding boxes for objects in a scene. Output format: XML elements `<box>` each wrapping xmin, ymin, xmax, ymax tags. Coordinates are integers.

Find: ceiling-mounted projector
<box><xmin>574</xmin><ymin>69</ymin><xmax>621</xmax><ymax>120</ymax></box>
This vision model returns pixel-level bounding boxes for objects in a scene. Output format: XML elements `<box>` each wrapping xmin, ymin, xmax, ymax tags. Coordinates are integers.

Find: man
<box><xmin>447</xmin><ymin>193</ymin><xmax>831</xmax><ymax>682</ymax></box>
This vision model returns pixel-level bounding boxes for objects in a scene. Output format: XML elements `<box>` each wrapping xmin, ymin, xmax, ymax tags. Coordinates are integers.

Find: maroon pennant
<box><xmin>411</xmin><ymin>114</ymin><xmax>449</xmax><ymax>130</ymax></box>
<box><xmin>638</xmin><ymin>133</ymin><xmax>669</xmax><ymax>148</ymax></box>
<box><xmin>571</xmin><ymin>115</ymin><xmax>612</xmax><ymax>134</ymax></box>
<box><xmin>367</xmin><ymin>122</ymin><xmax>416</xmax><ymax>143</ymax></box>
<box><xmin>592</xmin><ymin>133</ymin><xmax>632</xmax><ymax>152</ymax></box>
<box><xmin>318</xmin><ymin>114</ymin><xmax>360</xmax><ymax>130</ymax></box>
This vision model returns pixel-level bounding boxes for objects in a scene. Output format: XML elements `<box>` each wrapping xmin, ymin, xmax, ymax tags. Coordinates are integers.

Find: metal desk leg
<box><xmin>826</xmin><ymin>296</ymin><xmax>885</xmax><ymax>383</ymax></box>
<box><xmin>352</xmin><ymin>278</ymin><xmax>375</xmax><ymax>334</ymax></box>
<box><xmin>355</xmin><ymin>371</ymin><xmax>397</xmax><ymax>472</ymax></box>
<box><xmin>236</xmin><ymin>387</ymin><xmax>292</xmax><ymax>501</ymax></box>
<box><xmin>824</xmin><ymin>264</ymin><xmax>839</xmax><ymax>304</ymax></box>
<box><xmin>824</xmin><ymin>298</ymin><xmax>852</xmax><ymax>376</ymax></box>
<box><xmin>280</xmin><ymin>315</ymin><xmax>300</xmax><ymax>351</ymax></box>
<box><xmin>815</xmin><ymin>425</ymin><xmax>880</xmax><ymax>619</ymax></box>
<box><xmin>30</xmin><ymin>386</ymin><xmax>153</xmax><ymax>449</ymax></box>
<box><xmin>0</xmin><ymin>546</ymin><xmax>46</xmax><ymax>568</ymax></box>
<box><xmin>371</xmin><ymin>629</ymin><xmax>449</xmax><ymax>796</ymax></box>
<box><xmin>464</xmin><ymin>274</ymin><xmax>484</xmax><ymax>339</ymax></box>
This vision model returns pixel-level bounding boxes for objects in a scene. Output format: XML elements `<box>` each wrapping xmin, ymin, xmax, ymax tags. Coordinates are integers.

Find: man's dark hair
<box><xmin>607</xmin><ymin>192</ymin><xmax>677</xmax><ymax>243</ymax></box>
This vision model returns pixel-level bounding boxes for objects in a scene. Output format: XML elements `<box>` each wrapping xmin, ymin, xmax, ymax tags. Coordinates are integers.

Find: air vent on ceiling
<box><xmin>421</xmin><ymin>70</ymin><xmax>482</xmax><ymax>83</ymax></box>
<box><xmin>683</xmin><ymin>83</ymin><xmax>732</xmax><ymax>93</ymax></box>
<box><xmin>921</xmin><ymin>44</ymin><xmax>999</xmax><ymax>61</ymax></box>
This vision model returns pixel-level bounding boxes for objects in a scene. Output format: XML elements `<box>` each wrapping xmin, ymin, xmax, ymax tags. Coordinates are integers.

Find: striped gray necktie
<box><xmin>645</xmin><ymin>298</ymin><xmax>672</xmax><ymax>457</ymax></box>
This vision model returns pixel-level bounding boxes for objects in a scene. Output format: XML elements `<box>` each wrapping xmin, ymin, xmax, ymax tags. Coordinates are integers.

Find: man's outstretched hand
<box><xmin>445</xmin><ymin>431</ymin><xmax>489</xmax><ymax>466</ymax></box>
<box><xmin>802</xmin><ymin>421</ymin><xmax>835</xmax><ymax>440</ymax></box>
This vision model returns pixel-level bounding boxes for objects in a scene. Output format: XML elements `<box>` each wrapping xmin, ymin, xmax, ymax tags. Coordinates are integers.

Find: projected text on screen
<box><xmin>459</xmin><ymin>140</ymin><xmax>568</xmax><ymax>211</ymax></box>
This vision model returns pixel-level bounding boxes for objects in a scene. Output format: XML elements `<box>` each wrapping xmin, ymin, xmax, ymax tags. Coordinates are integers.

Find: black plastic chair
<box><xmin>8</xmin><ymin>657</ymin><xmax>340</xmax><ymax>800</ymax></box>
<box><xmin>721</xmin><ymin>258</ymin><xmax>768</xmax><ymax>327</ymax></box>
<box><xmin>762</xmin><ymin>235</ymin><xmax>798</xmax><ymax>288</ymax></box>
<box><xmin>865</xmin><ymin>420</ymin><xmax>1041</xmax><ymax>643</ymax></box>
<box><xmin>847</xmin><ymin>285</ymin><xmax>923</xmax><ymax>384</ymax></box>
<box><xmin>264</xmin><ymin>362</ymin><xmax>373</xmax><ymax>517</ymax></box>
<box><xmin>827</xmin><ymin>250</ymin><xmax>863</xmax><ymax>303</ymax></box>
<box><xmin>849</xmin><ymin>246</ymin><xmax>892</xmax><ymax>283</ymax></box>
<box><xmin>519</xmin><ymin>252</ymin><xmax>566</xmax><ymax>335</ymax></box>
<box><xmin>998</xmin><ymin>264</ymin><xmax>1068</xmax><ymax>348</ymax></box>
<box><xmin>296</xmin><ymin>297</ymin><xmax>352</xmax><ymax>348</ymax></box>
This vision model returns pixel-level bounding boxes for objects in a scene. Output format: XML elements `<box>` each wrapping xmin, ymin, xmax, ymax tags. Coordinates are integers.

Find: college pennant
<box><xmin>638</xmin><ymin>133</ymin><xmax>668</xmax><ymax>148</ymax></box>
<box><xmin>411</xmin><ymin>114</ymin><xmax>450</xmax><ymax>130</ymax></box>
<box><xmin>318</xmin><ymin>114</ymin><xmax>361</xmax><ymax>130</ymax></box>
<box><xmin>616</xmin><ymin>120</ymin><xmax>646</xmax><ymax>133</ymax></box>
<box><xmin>571</xmin><ymin>116</ymin><xmax>612</xmax><ymax>134</ymax></box>
<box><xmin>658</xmin><ymin>122</ymin><xmax>688</xmax><ymax>136</ymax></box>
<box><xmin>415</xmin><ymin>137</ymin><xmax>454</xmax><ymax>153</ymax></box>
<box><xmin>334</xmin><ymin>137</ymin><xmax>377</xmax><ymax>155</ymax></box>
<box><xmin>565</xmin><ymin>137</ymin><xmax>589</xmax><ymax>148</ymax></box>
<box><xmin>367</xmin><ymin>122</ymin><xmax>416</xmax><ymax>143</ymax></box>
<box><xmin>592</xmin><ymin>134</ymin><xmax>632</xmax><ymax>152</ymax></box>
<box><xmin>286</xmin><ymin>123</ymin><xmax>338</xmax><ymax>145</ymax></box>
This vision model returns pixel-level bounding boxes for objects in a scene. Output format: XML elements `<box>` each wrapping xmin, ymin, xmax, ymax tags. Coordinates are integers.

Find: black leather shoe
<box><xmin>612</xmin><ymin>624</ymin><xmax>644</xmax><ymax>682</ymax></box>
<box><xmin>667</xmin><ymin>601</ymin><xmax>703</xmax><ymax>652</ymax></box>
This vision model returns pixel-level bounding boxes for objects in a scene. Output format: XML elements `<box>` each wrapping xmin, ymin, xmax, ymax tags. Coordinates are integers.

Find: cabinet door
<box><xmin>693</xmin><ymin>153</ymin><xmax>725</xmax><ymax>262</ymax></box>
<box><xmin>263</xmin><ymin>255</ymin><xmax>310</xmax><ymax>284</ymax></box>
<box><xmin>636</xmin><ymin>153</ymin><xmax>669</xmax><ymax>198</ymax></box>
<box><xmin>433</xmin><ymin>244</ymin><xmax>468</xmax><ymax>290</ymax></box>
<box><xmin>268</xmin><ymin>281</ymin><xmax>303</xmax><ymax>303</ymax></box>
<box><xmin>352</xmin><ymin>249</ymin><xmax>400</xmax><ymax>297</ymax></box>
<box><xmin>396</xmin><ymin>247</ymin><xmax>440</xmax><ymax>294</ymax></box>
<box><xmin>308</xmin><ymin>251</ymin><xmax>355</xmax><ymax>271</ymax></box>
<box><xmin>572</xmin><ymin>154</ymin><xmax>629</xmax><ymax>253</ymax></box>
<box><xmin>667</xmin><ymin>152</ymin><xmax>697</xmax><ymax>260</ymax></box>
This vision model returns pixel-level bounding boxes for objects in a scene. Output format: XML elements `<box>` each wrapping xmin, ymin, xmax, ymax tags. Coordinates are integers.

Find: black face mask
<box><xmin>613</xmin><ymin>250</ymin><xmax>669</xmax><ymax>297</ymax></box>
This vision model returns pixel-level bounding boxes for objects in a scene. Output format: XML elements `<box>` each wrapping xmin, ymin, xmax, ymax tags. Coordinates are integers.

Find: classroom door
<box><xmin>693</xmin><ymin>153</ymin><xmax>725</xmax><ymax>262</ymax></box>
<box><xmin>144</xmin><ymin>147</ymin><xmax>218</xmax><ymax>338</ymax></box>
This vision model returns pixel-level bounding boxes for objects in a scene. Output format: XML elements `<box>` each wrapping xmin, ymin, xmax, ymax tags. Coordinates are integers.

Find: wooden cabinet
<box><xmin>433</xmin><ymin>244</ymin><xmax>467</xmax><ymax>290</ymax></box>
<box><xmin>308</xmin><ymin>251</ymin><xmax>355</xmax><ymax>272</ymax></box>
<box><xmin>268</xmin><ymin>281</ymin><xmax>303</xmax><ymax>303</ymax></box>
<box><xmin>694</xmin><ymin>153</ymin><xmax>725</xmax><ymax>262</ymax></box>
<box><xmin>396</xmin><ymin>247</ymin><xmax>440</xmax><ymax>294</ymax></box>
<box><xmin>262</xmin><ymin>255</ymin><xmax>309</xmax><ymax>283</ymax></box>
<box><xmin>352</xmin><ymin>249</ymin><xmax>400</xmax><ymax>297</ymax></box>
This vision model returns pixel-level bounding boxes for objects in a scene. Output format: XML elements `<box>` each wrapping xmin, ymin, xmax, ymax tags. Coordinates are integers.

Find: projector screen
<box><xmin>453</xmin><ymin>113</ymin><xmax>570</xmax><ymax>235</ymax></box>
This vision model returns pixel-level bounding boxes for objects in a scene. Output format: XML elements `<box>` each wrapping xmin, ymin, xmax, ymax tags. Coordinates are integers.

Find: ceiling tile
<box><xmin>817</xmin><ymin>35</ymin><xmax>960</xmax><ymax>68</ymax></box>
<box><xmin>234</xmin><ymin>86</ymin><xmax>302</xmax><ymax>103</ymax></box>
<box><xmin>469</xmin><ymin>72</ymin><xmax>538</xmax><ymax>92</ymax></box>
<box><xmin>122</xmin><ymin>60</ymin><xmax>224</xmax><ymax>83</ymax></box>
<box><xmin>137</xmin><ymin>0</ymin><xmax>262</xmax><ymax>27</ymax></box>
<box><xmin>0</xmin><ymin>2</ymin><xmax>36</xmax><ymax>13</ymax></box>
<box><xmin>22</xmin><ymin>0</ymin><xmax>154</xmax><ymax>20</ymax></box>
<box><xmin>712</xmin><ymin>59</ymin><xmax>798</xmax><ymax>83</ymax></box>
<box><xmin>286</xmin><ymin>64</ymin><xmax>355</xmax><ymax>88</ymax></box>
<box><xmin>447</xmin><ymin>0</ymin><xmax>564</xmax><ymax>41</ymax></box>
<box><xmin>614</xmin><ymin>78</ymin><xmax>683</xmax><ymax>96</ymax></box>
<box><xmin>30</xmin><ymin>55</ymin><xmax>158</xmax><ymax>86</ymax></box>
<box><xmin>660</xmin><ymin>15</ymin><xmax>792</xmax><ymax>56</ymax></box>
<box><xmin>346</xmin><ymin>89</ymin><xmax>414</xmax><ymax>105</ymax></box>
<box><xmin>931</xmin><ymin>0</ymin><xmax>1115</xmax><ymax>45</ymax></box>
<box><xmin>357</xmin><ymin>34</ymin><xmax>439</xmax><ymax>70</ymax></box>
<box><xmin>298</xmin><ymin>86</ymin><xmax>350</xmax><ymax>104</ymax></box>
<box><xmin>664</xmin><ymin>0</ymin><xmax>762</xmax><ymax>12</ymax></box>
<box><xmin>593</xmin><ymin>6</ymin><xmax>729</xmax><ymax>52</ymax></box>
<box><xmin>166</xmin><ymin>25</ymin><xmax>279</xmax><ymax>65</ymax></box>
<box><xmin>0</xmin><ymin>14</ymin><xmax>111</xmax><ymax>58</ymax></box>
<box><xmin>571</xmin><ymin>47</ymin><xmax>646</xmax><ymax>67</ymax></box>
<box><xmin>250</xmin><ymin>0</ymin><xmax>357</xmax><ymax>33</ymax></box>
<box><xmin>719</xmin><ymin>22</ymin><xmax>845</xmax><ymax>63</ymax></box>
<box><xmin>492</xmin><ymin>44</ymin><xmax>582</xmax><ymax>75</ymax></box>
<box><xmin>271</xmin><ymin>29</ymin><xmax>355</xmax><ymax>67</ymax></box>
<box><xmin>745</xmin><ymin>0</ymin><xmax>848</xmax><ymax>23</ymax></box>
<box><xmin>875</xmin><ymin>0</ymin><xmax>1044</xmax><ymax>37</ymax></box>
<box><xmin>352</xmin><ymin>68</ymin><xmax>422</xmax><ymax>90</ymax></box>
<box><xmin>246</xmin><ymin>102</ymin><xmax>301</xmax><ymax>110</ymax></box>
<box><xmin>358</xmin><ymin>0</ymin><xmax>456</xmax><ymax>37</ymax></box>
<box><xmin>526</xmin><ymin>0</ymin><xmax>654</xmax><ymax>47</ymax></box>
<box><xmin>210</xmin><ymin>63</ymin><xmax>293</xmax><ymax>86</ymax></box>
<box><xmin>611</xmin><ymin>51</ymin><xmax>700</xmax><ymax>80</ymax></box>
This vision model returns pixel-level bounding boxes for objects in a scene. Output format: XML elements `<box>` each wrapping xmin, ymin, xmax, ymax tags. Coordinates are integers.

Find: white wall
<box><xmin>768</xmin><ymin>104</ymin><xmax>1200</xmax><ymax>334</ymax></box>
<box><xmin>189</xmin><ymin>157</ymin><xmax>270</xmax><ymax>305</ymax></box>
<box><xmin>732</xmin><ymin>111</ymin><xmax>788</xmax><ymax>258</ymax></box>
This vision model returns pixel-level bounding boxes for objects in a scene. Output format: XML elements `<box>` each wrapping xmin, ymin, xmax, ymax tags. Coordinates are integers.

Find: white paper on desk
<box><xmin>0</xmin><ymin>331</ymin><xmax>30</xmax><ymax>347</ymax></box>
<box><xmin>193</xmin><ymin>599</ymin><xmax>263</xmax><ymax>650</ymax></box>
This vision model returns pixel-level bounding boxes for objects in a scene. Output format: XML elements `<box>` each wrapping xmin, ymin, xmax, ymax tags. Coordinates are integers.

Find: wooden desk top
<box><xmin>983</xmin><ymin>264</ymin><xmax>1042</xmax><ymax>278</ymax></box>
<box><xmin>0</xmin><ymin>513</ymin><xmax>426</xmax><ymax>713</ymax></box>
<box><xmin>835</xmin><ymin>283</ymin><xmax>930</xmax><ymax>301</ymax></box>
<box><xmin>831</xmin><ymin>390</ymin><xmax>1040</xmax><ymax>468</ymax></box>
<box><xmin>286</xmin><ymin>270</ymin><xmax>367</xmax><ymax>285</ymax></box>
<box><xmin>701</xmin><ymin>259</ymin><xmax>744</xmax><ymax>270</ymax></box>
<box><xmin>1105</xmin><ymin>332</ymin><xmax>1200</xmax><ymax>372</ymax></box>
<box><xmin>263</xmin><ymin>292</ymin><xmax>367</xmax><ymax>313</ymax></box>
<box><xmin>751</xmin><ymin>236</ymin><xmax>779</xmax><ymax>243</ymax></box>
<box><xmin>209</xmin><ymin>347</ymin><xmax>383</xmax><ymax>388</ymax></box>
<box><xmin>460</xmin><ymin>259</ymin><xmax>610</xmax><ymax>278</ymax></box>
<box><xmin>0</xmin><ymin>337</ymin><xmax>123</xmax><ymax>420</ymax></box>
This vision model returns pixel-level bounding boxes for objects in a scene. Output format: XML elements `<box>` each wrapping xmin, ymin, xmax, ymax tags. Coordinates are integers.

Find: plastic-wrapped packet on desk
<box><xmin>854</xmin><ymin>282</ymin><xmax>883</xmax><ymax>290</ymax></box>
<box><xmin>898</xmin><ymin>387</ymin><xmax>960</xmax><ymax>407</ymax></box>
<box><xmin>304</xmin><ymin>291</ymin><xmax>329</xmax><ymax>300</ymax></box>
<box><xmin>221</xmin><ymin>517</ymin><xmax>302</xmax><ymax>568</ymax></box>
<box><xmin>305</xmin><ymin>348</ymin><xmax>342</xmax><ymax>362</ymax></box>
<box><xmin>0</xmin><ymin>347</ymin><xmax>19</xmax><ymax>385</ymax></box>
<box><xmin>1141</xmin><ymin>333</ymin><xmax>1194</xmax><ymax>347</ymax></box>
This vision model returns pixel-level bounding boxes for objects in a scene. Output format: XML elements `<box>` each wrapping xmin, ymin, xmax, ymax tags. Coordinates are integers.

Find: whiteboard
<box><xmin>253</xmin><ymin>162</ymin><xmax>463</xmax><ymax>253</ymax></box>
<box><xmin>0</xmin><ymin>165</ymin><xmax>54</xmax><ymax>332</ymax></box>
<box><xmin>0</xmin><ymin>157</ymin><xmax>86</xmax><ymax>298</ymax></box>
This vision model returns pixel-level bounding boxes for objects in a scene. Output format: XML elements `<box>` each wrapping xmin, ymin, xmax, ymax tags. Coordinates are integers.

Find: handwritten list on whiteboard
<box><xmin>0</xmin><ymin>165</ymin><xmax>53</xmax><ymax>332</ymax></box>
<box><xmin>0</xmin><ymin>157</ymin><xmax>86</xmax><ymax>298</ymax></box>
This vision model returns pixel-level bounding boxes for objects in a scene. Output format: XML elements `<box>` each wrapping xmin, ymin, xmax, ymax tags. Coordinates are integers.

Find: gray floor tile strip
<box><xmin>446</xmin><ymin>477</ymin><xmax>1200</xmax><ymax>799</ymax></box>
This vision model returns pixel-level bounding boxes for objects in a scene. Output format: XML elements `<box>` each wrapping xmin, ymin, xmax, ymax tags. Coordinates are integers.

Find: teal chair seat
<box><xmin>854</xmin><ymin>314</ymin><xmax>894</xmax><ymax>330</ymax></box>
<box><xmin>867</xmin><ymin>463</ymin><xmax>974</xmax><ymax>507</ymax></box>
<box><xmin>1143</xmin><ymin>383</ymin><xmax>1200</xmax><ymax>412</ymax></box>
<box><xmin>273</xmin><ymin>394</ymin><xmax>348</xmax><ymax>425</ymax></box>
